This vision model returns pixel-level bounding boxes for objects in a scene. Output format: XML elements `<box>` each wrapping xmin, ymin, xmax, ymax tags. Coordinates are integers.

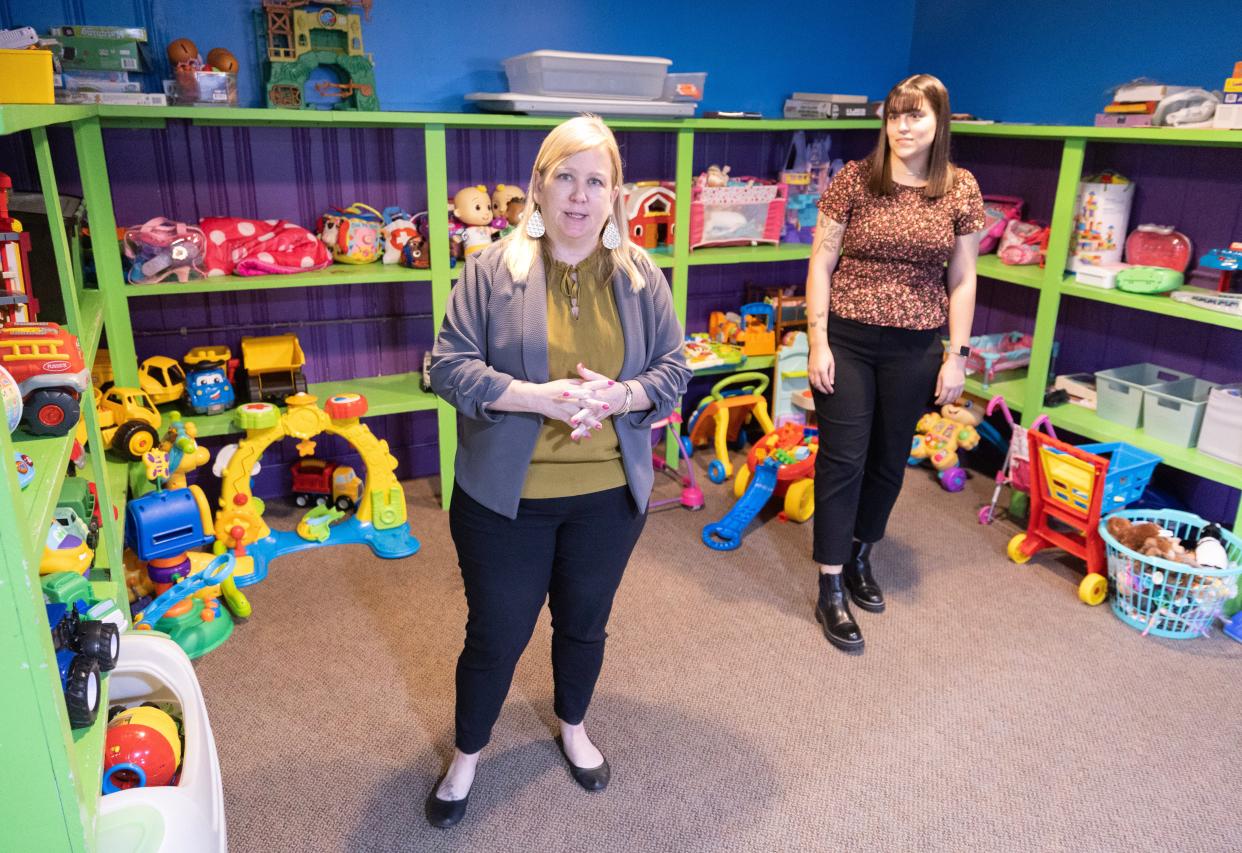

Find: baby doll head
<box><xmin>491</xmin><ymin>184</ymin><xmax>526</xmax><ymax>221</ymax></box>
<box><xmin>453</xmin><ymin>186</ymin><xmax>493</xmax><ymax>227</ymax></box>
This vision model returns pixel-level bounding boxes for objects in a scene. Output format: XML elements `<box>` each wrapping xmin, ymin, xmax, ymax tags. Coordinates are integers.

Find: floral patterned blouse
<box><xmin>817</xmin><ymin>158</ymin><xmax>985</xmax><ymax>330</ymax></box>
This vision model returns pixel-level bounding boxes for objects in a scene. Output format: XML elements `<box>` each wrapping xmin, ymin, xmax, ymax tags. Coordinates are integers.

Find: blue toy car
<box><xmin>185</xmin><ymin>362</ymin><xmax>235</xmax><ymax>415</ymax></box>
<box><xmin>47</xmin><ymin>600</ymin><xmax>119</xmax><ymax>728</ymax></box>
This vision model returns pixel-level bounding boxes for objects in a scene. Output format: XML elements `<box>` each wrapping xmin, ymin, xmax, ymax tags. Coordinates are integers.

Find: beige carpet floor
<box><xmin>192</xmin><ymin>456</ymin><xmax>1242</xmax><ymax>853</ymax></box>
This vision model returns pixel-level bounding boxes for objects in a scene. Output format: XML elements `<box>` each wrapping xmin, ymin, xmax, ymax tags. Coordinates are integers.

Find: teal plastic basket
<box><xmin>1099</xmin><ymin>509</ymin><xmax>1242</xmax><ymax>639</ymax></box>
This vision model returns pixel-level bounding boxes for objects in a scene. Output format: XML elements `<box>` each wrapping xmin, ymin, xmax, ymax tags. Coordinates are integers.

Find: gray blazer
<box><xmin>430</xmin><ymin>240</ymin><xmax>691</xmax><ymax>519</ymax></box>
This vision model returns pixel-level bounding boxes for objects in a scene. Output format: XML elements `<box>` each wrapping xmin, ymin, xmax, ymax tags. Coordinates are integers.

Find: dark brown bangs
<box><xmin>886</xmin><ymin>87</ymin><xmax>925</xmax><ymax>117</ymax></box>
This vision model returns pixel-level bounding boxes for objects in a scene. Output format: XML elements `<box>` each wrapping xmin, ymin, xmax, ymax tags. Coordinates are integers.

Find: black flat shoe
<box><xmin>425</xmin><ymin>778</ymin><xmax>469</xmax><ymax>828</ymax></box>
<box><xmin>843</xmin><ymin>540</ymin><xmax>885</xmax><ymax>613</ymax></box>
<box><xmin>816</xmin><ymin>572</ymin><xmax>864</xmax><ymax>652</ymax></box>
<box><xmin>556</xmin><ymin>736</ymin><xmax>611</xmax><ymax>791</ymax></box>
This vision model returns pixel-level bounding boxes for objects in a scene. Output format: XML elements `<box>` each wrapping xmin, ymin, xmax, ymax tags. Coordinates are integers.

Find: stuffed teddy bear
<box><xmin>1105</xmin><ymin>516</ymin><xmax>1198</xmax><ymax>565</ymax></box>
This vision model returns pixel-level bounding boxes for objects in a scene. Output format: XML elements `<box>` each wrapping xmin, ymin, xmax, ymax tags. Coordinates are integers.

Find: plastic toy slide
<box><xmin>701</xmin><ymin>458</ymin><xmax>779</xmax><ymax>551</ymax></box>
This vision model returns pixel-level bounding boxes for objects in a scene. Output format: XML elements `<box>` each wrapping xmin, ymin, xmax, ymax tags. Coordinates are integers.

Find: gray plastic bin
<box><xmin>1197</xmin><ymin>384</ymin><xmax>1242</xmax><ymax>465</ymax></box>
<box><xmin>1094</xmin><ymin>363</ymin><xmax>1194</xmax><ymax>428</ymax></box>
<box><xmin>1141</xmin><ymin>378</ymin><xmax>1216</xmax><ymax>447</ymax></box>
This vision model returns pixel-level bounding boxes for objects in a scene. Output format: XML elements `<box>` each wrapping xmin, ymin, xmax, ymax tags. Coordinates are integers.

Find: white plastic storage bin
<box><xmin>1197</xmin><ymin>384</ymin><xmax>1242</xmax><ymax>465</ymax></box>
<box><xmin>503</xmin><ymin>50</ymin><xmax>671</xmax><ymax>100</ymax></box>
<box><xmin>1094</xmin><ymin>363</ymin><xmax>1194</xmax><ymax>429</ymax></box>
<box><xmin>663</xmin><ymin>72</ymin><xmax>707</xmax><ymax>102</ymax></box>
<box><xmin>1142</xmin><ymin>378</ymin><xmax>1216</xmax><ymax>447</ymax></box>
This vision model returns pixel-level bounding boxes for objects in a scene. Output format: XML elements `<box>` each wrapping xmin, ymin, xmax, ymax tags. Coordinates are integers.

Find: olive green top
<box><xmin>522</xmin><ymin>246</ymin><xmax>627</xmax><ymax>499</ymax></box>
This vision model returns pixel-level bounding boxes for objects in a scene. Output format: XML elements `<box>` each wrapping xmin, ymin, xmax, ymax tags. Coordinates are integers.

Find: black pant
<box><xmin>811</xmin><ymin>314</ymin><xmax>941</xmax><ymax>566</ymax></box>
<box><xmin>448</xmin><ymin>483</ymin><xmax>647</xmax><ymax>754</ymax></box>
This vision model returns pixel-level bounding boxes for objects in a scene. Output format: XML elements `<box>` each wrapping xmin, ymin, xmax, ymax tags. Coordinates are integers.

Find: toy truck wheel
<box><xmin>294</xmin><ymin>372</ymin><xmax>308</xmax><ymax>395</ymax></box>
<box><xmin>783</xmin><ymin>479</ymin><xmax>815</xmax><ymax>522</ymax></box>
<box><xmin>733</xmin><ymin>464</ymin><xmax>751</xmax><ymax>498</ymax></box>
<box><xmin>246</xmin><ymin>373</ymin><xmax>263</xmax><ymax>404</ymax></box>
<box><xmin>77</xmin><ymin>620</ymin><xmax>120</xmax><ymax>671</ymax></box>
<box><xmin>334</xmin><ymin>496</ymin><xmax>354</xmax><ymax>511</ymax></box>
<box><xmin>295</xmin><ymin>494</ymin><xmax>310</xmax><ymax>508</ymax></box>
<box><xmin>113</xmin><ymin>421</ymin><xmax>159</xmax><ymax>461</ymax></box>
<box><xmin>708</xmin><ymin>459</ymin><xmax>727</xmax><ymax>484</ymax></box>
<box><xmin>64</xmin><ymin>655</ymin><xmax>100</xmax><ymax>728</ymax></box>
<box><xmin>1007</xmin><ymin>533</ymin><xmax>1032</xmax><ymax>564</ymax></box>
<box><xmin>1078</xmin><ymin>572</ymin><xmax>1108</xmax><ymax>606</ymax></box>
<box><xmin>24</xmin><ymin>389</ymin><xmax>80</xmax><ymax>436</ymax></box>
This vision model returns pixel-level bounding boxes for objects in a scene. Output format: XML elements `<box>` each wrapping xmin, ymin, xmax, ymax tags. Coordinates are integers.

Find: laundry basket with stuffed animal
<box><xmin>1100</xmin><ymin>509</ymin><xmax>1242</xmax><ymax>639</ymax></box>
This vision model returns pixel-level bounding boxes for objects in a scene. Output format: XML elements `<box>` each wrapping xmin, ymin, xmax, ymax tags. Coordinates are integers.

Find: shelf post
<box><xmin>1021</xmin><ymin>138</ymin><xmax>1085</xmax><ymax>428</ymax></box>
<box><xmin>72</xmin><ymin>117</ymin><xmax>137</xmax><ymax>386</ymax></box>
<box><xmin>424</xmin><ymin>124</ymin><xmax>455</xmax><ymax>509</ymax></box>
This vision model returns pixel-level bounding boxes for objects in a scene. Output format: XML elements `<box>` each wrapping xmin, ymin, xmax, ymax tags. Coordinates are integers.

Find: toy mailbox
<box><xmin>125</xmin><ymin>487</ymin><xmax>214</xmax><ymax>561</ymax></box>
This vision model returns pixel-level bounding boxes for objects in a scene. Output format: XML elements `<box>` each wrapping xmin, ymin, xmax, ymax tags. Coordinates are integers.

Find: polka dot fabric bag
<box><xmin>201</xmin><ymin>217</ymin><xmax>333</xmax><ymax>277</ymax></box>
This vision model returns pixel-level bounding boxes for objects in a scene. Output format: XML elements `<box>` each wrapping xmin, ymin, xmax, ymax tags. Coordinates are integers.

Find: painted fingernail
<box><xmin>562</xmin><ymin>391</ymin><xmax>571</xmax><ymax>397</ymax></box>
<box><xmin>607</xmin><ymin>380</ymin><xmax>615</xmax><ymax>386</ymax></box>
<box><xmin>571</xmin><ymin>419</ymin><xmax>579</xmax><ymax>425</ymax></box>
<box><xmin>601</xmin><ymin>403</ymin><xmax>610</xmax><ymax>411</ymax></box>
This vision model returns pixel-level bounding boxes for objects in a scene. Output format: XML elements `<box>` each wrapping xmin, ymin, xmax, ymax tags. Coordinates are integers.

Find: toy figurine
<box><xmin>491</xmin><ymin>185</ymin><xmax>525</xmax><ymax>236</ymax></box>
<box><xmin>450</xmin><ymin>186</ymin><xmax>497</xmax><ymax>258</ymax></box>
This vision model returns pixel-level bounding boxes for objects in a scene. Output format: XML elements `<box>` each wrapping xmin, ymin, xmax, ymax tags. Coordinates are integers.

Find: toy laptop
<box><xmin>1074</xmin><ymin>262</ymin><xmax>1130</xmax><ymax>289</ymax></box>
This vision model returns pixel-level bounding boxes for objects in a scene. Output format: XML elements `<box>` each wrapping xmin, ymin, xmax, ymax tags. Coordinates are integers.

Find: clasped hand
<box><xmin>529</xmin><ymin>363</ymin><xmax>627</xmax><ymax>441</ymax></box>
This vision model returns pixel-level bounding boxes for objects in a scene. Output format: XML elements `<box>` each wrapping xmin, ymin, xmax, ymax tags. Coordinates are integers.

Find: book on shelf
<box><xmin>789</xmin><ymin>92</ymin><xmax>868</xmax><ymax>104</ymax></box>
<box><xmin>784</xmin><ymin>99</ymin><xmax>881</xmax><ymax>119</ymax></box>
<box><xmin>1113</xmin><ymin>82</ymin><xmax>1190</xmax><ymax>102</ymax></box>
<box><xmin>54</xmin><ymin>90</ymin><xmax>168</xmax><ymax>106</ymax></box>
<box><xmin>1103</xmin><ymin>100</ymin><xmax>1156</xmax><ymax>114</ymax></box>
<box><xmin>1094</xmin><ymin>113</ymin><xmax>1153</xmax><ymax>127</ymax></box>
<box><xmin>56</xmin><ymin>71</ymin><xmax>142</xmax><ymax>93</ymax></box>
<box><xmin>49</xmin><ymin>24</ymin><xmax>148</xmax><ymax>42</ymax></box>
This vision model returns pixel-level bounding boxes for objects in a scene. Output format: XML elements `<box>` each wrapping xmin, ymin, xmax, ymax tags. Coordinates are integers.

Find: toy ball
<box><xmin>206</xmin><ymin>47</ymin><xmax>238</xmax><ymax>74</ymax></box>
<box><xmin>166</xmin><ymin>37</ymin><xmax>199</xmax><ymax>66</ymax></box>
<box><xmin>109</xmin><ymin>705</ymin><xmax>182</xmax><ymax>767</ymax></box>
<box><xmin>0</xmin><ymin>364</ymin><xmax>22</xmax><ymax>433</ymax></box>
<box><xmin>103</xmin><ymin>722</ymin><xmax>178</xmax><ymax>793</ymax></box>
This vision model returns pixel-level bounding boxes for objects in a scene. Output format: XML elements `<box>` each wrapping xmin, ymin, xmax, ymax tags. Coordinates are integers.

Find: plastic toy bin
<box><xmin>1094</xmin><ymin>363</ymin><xmax>1194</xmax><ymax>428</ymax></box>
<box><xmin>1141</xmin><ymin>378</ymin><xmax>1216</xmax><ymax>447</ymax></box>
<box><xmin>502</xmin><ymin>50</ymin><xmax>671</xmax><ymax>100</ymax></box>
<box><xmin>689</xmin><ymin>182</ymin><xmax>788</xmax><ymax>250</ymax></box>
<box><xmin>1197</xmin><ymin>384</ymin><xmax>1242</xmax><ymax>465</ymax></box>
<box><xmin>0</xmin><ymin>48</ymin><xmax>54</xmax><ymax>105</ymax></box>
<box><xmin>1100</xmin><ymin>509</ymin><xmax>1242</xmax><ymax>639</ymax></box>
<box><xmin>1077</xmin><ymin>441</ymin><xmax>1161</xmax><ymax>510</ymax></box>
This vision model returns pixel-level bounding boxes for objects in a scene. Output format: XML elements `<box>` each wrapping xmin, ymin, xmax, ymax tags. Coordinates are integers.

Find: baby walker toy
<box><xmin>978</xmin><ymin>395</ymin><xmax>1056</xmax><ymax>524</ymax></box>
<box><xmin>212</xmin><ymin>391</ymin><xmax>419</xmax><ymax>584</ymax></box>
<box><xmin>648</xmin><ymin>412</ymin><xmax>704</xmax><ymax>511</ymax></box>
<box><xmin>908</xmin><ymin>400</ymin><xmax>983</xmax><ymax>492</ymax></box>
<box><xmin>1007</xmin><ymin>429</ymin><xmax>1161</xmax><ymax>605</ymax></box>
<box><xmin>702</xmin><ymin>422</ymin><xmax>817</xmax><ymax>551</ymax></box>
<box><xmin>686</xmin><ymin>372</ymin><xmax>776</xmax><ymax>484</ymax></box>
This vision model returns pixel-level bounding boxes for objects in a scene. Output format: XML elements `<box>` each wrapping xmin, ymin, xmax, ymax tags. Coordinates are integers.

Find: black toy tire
<box><xmin>78</xmin><ymin>621</ymin><xmax>120</xmax><ymax>672</ymax></box>
<box><xmin>65</xmin><ymin>655</ymin><xmax>101</xmax><ymax>728</ymax></box>
<box><xmin>113</xmin><ymin>421</ymin><xmax>159</xmax><ymax>461</ymax></box>
<box><xmin>335</xmin><ymin>495</ymin><xmax>353</xmax><ymax>511</ymax></box>
<box><xmin>24</xmin><ymin>389</ymin><xmax>80</xmax><ymax>437</ymax></box>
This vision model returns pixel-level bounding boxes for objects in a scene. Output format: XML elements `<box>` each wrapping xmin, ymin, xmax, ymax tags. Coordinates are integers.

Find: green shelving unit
<box><xmin>5</xmin><ymin>100</ymin><xmax>1242</xmax><ymax>852</ymax></box>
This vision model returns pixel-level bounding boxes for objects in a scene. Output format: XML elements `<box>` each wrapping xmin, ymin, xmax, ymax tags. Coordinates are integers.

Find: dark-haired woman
<box><xmin>803</xmin><ymin>74</ymin><xmax>985</xmax><ymax>652</ymax></box>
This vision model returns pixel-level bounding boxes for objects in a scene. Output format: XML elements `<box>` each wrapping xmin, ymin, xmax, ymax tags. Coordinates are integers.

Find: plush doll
<box><xmin>1105</xmin><ymin>516</ymin><xmax>1198</xmax><ymax>565</ymax></box>
<box><xmin>450</xmin><ymin>186</ymin><xmax>497</xmax><ymax>258</ymax></box>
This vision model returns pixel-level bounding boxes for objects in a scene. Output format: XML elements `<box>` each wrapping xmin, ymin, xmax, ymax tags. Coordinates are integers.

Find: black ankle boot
<box><xmin>815</xmin><ymin>572</ymin><xmax>864</xmax><ymax>651</ymax></box>
<box><xmin>843</xmin><ymin>540</ymin><xmax>885</xmax><ymax>613</ymax></box>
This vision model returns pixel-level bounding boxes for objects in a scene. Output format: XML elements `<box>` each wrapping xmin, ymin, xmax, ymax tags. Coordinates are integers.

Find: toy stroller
<box><xmin>978</xmin><ymin>395</ymin><xmax>1056</xmax><ymax>525</ymax></box>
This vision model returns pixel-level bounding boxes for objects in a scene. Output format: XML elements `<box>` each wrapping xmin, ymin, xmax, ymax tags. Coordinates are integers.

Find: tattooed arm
<box><xmin>805</xmin><ymin>213</ymin><xmax>845</xmax><ymax>393</ymax></box>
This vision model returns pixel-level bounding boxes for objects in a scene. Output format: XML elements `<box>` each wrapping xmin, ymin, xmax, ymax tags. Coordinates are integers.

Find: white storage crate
<box><xmin>503</xmin><ymin>50</ymin><xmax>671</xmax><ymax>100</ymax></box>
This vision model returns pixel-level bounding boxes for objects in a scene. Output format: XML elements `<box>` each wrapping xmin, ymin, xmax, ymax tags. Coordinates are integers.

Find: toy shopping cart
<box><xmin>1099</xmin><ymin>509</ymin><xmax>1242</xmax><ymax>639</ymax></box>
<box><xmin>978</xmin><ymin>395</ymin><xmax>1057</xmax><ymax>525</ymax></box>
<box><xmin>1007</xmin><ymin>430</ymin><xmax>1161</xmax><ymax>605</ymax></box>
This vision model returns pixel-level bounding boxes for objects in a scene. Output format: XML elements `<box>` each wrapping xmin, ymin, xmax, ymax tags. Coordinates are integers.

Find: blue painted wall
<box><xmin>908</xmin><ymin>0</ymin><xmax>1241</xmax><ymax>125</ymax></box>
<box><xmin>2</xmin><ymin>0</ymin><xmax>915</xmax><ymax>116</ymax></box>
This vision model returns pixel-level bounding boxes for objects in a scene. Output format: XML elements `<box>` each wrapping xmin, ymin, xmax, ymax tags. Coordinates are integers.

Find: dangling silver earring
<box><xmin>526</xmin><ymin>207</ymin><xmax>545</xmax><ymax>238</ymax></box>
<box><xmin>602</xmin><ymin>216</ymin><xmax>622</xmax><ymax>250</ymax></box>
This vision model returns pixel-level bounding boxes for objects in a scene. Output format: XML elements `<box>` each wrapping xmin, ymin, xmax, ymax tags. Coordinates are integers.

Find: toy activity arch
<box><xmin>214</xmin><ymin>391</ymin><xmax>418</xmax><ymax>583</ymax></box>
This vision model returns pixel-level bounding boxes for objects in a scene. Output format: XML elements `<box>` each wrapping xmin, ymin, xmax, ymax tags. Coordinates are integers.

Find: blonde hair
<box><xmin>502</xmin><ymin>114</ymin><xmax>647</xmax><ymax>291</ymax></box>
<box><xmin>867</xmin><ymin>74</ymin><xmax>956</xmax><ymax>199</ymax></box>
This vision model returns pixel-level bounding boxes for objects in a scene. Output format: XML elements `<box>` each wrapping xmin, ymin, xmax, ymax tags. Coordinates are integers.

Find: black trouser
<box><xmin>448</xmin><ymin>483</ymin><xmax>647</xmax><ymax>754</ymax></box>
<box><xmin>811</xmin><ymin>314</ymin><xmax>941</xmax><ymax>566</ymax></box>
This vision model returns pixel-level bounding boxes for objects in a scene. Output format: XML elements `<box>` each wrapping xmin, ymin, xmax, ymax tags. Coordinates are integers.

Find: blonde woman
<box><xmin>428</xmin><ymin>115</ymin><xmax>690</xmax><ymax>827</ymax></box>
